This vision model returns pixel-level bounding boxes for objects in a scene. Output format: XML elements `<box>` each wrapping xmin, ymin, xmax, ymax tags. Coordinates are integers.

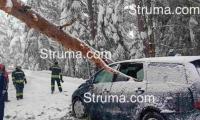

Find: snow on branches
<box><xmin>32</xmin><ymin>13</ymin><xmax>38</xmax><ymax>22</ymax></box>
<box><xmin>0</xmin><ymin>0</ymin><xmax>112</xmax><ymax>72</ymax></box>
<box><xmin>5</xmin><ymin>0</ymin><xmax>13</xmax><ymax>13</ymax></box>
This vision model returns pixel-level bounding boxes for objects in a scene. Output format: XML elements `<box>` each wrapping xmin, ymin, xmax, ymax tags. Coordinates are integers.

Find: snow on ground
<box><xmin>4</xmin><ymin>70</ymin><xmax>85</xmax><ymax>120</ymax></box>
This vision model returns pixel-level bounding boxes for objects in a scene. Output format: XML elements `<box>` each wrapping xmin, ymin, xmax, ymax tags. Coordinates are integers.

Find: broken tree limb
<box><xmin>59</xmin><ymin>18</ymin><xmax>78</xmax><ymax>29</ymax></box>
<box><xmin>0</xmin><ymin>0</ymin><xmax>114</xmax><ymax>72</ymax></box>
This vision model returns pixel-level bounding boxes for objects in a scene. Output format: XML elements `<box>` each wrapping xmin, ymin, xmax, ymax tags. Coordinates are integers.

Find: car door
<box><xmin>92</xmin><ymin>64</ymin><xmax>119</xmax><ymax>97</ymax></box>
<box><xmin>90</xmin><ymin>64</ymin><xmax>119</xmax><ymax>118</ymax></box>
<box><xmin>109</xmin><ymin>62</ymin><xmax>147</xmax><ymax>118</ymax></box>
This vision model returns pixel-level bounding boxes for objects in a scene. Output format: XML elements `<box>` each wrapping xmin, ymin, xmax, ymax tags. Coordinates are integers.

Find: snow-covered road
<box><xmin>4</xmin><ymin>70</ymin><xmax>84</xmax><ymax>120</ymax></box>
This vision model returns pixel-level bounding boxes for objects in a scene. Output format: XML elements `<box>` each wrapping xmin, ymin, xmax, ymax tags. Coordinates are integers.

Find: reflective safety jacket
<box><xmin>50</xmin><ymin>65</ymin><xmax>62</xmax><ymax>80</ymax></box>
<box><xmin>12</xmin><ymin>69</ymin><xmax>27</xmax><ymax>85</ymax></box>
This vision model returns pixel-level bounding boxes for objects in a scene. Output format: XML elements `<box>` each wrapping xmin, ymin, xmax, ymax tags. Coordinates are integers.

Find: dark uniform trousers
<box><xmin>51</xmin><ymin>78</ymin><xmax>62</xmax><ymax>92</ymax></box>
<box><xmin>12</xmin><ymin>70</ymin><xmax>26</xmax><ymax>99</ymax></box>
<box><xmin>0</xmin><ymin>94</ymin><xmax>4</xmax><ymax>120</ymax></box>
<box><xmin>16</xmin><ymin>83</ymin><xmax>24</xmax><ymax>99</ymax></box>
<box><xmin>0</xmin><ymin>72</ymin><xmax>5</xmax><ymax>120</ymax></box>
<box><xmin>50</xmin><ymin>65</ymin><xmax>63</xmax><ymax>93</ymax></box>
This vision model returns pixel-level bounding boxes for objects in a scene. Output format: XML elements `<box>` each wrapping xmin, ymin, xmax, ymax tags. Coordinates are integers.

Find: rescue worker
<box><xmin>0</xmin><ymin>64</ymin><xmax>7</xmax><ymax>120</ymax></box>
<box><xmin>50</xmin><ymin>61</ymin><xmax>64</xmax><ymax>94</ymax></box>
<box><xmin>2</xmin><ymin>65</ymin><xmax>9</xmax><ymax>102</ymax></box>
<box><xmin>12</xmin><ymin>66</ymin><xmax>27</xmax><ymax>100</ymax></box>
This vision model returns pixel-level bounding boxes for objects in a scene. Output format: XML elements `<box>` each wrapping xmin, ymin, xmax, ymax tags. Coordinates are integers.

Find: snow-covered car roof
<box><xmin>114</xmin><ymin>56</ymin><xmax>200</xmax><ymax>64</ymax></box>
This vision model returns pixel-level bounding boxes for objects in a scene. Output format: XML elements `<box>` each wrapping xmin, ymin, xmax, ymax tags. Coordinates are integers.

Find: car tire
<box><xmin>72</xmin><ymin>97</ymin><xmax>87</xmax><ymax>119</ymax></box>
<box><xmin>141</xmin><ymin>112</ymin><xmax>166</xmax><ymax>120</ymax></box>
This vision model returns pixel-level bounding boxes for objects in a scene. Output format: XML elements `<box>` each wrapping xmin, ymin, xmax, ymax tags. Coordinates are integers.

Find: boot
<box><xmin>59</xmin><ymin>89</ymin><xmax>63</xmax><ymax>93</ymax></box>
<box><xmin>20</xmin><ymin>96</ymin><xmax>23</xmax><ymax>99</ymax></box>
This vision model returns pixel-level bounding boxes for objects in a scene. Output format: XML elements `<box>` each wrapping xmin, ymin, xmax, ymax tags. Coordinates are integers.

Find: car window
<box><xmin>137</xmin><ymin>69</ymin><xmax>144</xmax><ymax>81</ymax></box>
<box><xmin>147</xmin><ymin>63</ymin><xmax>186</xmax><ymax>83</ymax></box>
<box><xmin>94</xmin><ymin>70</ymin><xmax>114</xmax><ymax>83</ymax></box>
<box><xmin>191</xmin><ymin>60</ymin><xmax>200</xmax><ymax>76</ymax></box>
<box><xmin>117</xmin><ymin>63</ymin><xmax>144</xmax><ymax>82</ymax></box>
<box><xmin>109</xmin><ymin>64</ymin><xmax>119</xmax><ymax>70</ymax></box>
<box><xmin>113</xmin><ymin>72</ymin><xmax>130</xmax><ymax>82</ymax></box>
<box><xmin>93</xmin><ymin>64</ymin><xmax>118</xmax><ymax>84</ymax></box>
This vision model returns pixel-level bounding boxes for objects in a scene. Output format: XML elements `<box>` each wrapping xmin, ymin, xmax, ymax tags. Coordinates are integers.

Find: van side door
<box><xmin>89</xmin><ymin>64</ymin><xmax>119</xmax><ymax>118</ymax></box>
<box><xmin>109</xmin><ymin>62</ymin><xmax>147</xmax><ymax>119</ymax></box>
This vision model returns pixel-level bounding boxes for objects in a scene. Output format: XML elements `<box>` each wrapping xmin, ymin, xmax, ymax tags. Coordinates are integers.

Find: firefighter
<box><xmin>50</xmin><ymin>61</ymin><xmax>64</xmax><ymax>94</ymax></box>
<box><xmin>0</xmin><ymin>64</ymin><xmax>7</xmax><ymax>120</ymax></box>
<box><xmin>12</xmin><ymin>66</ymin><xmax>27</xmax><ymax>100</ymax></box>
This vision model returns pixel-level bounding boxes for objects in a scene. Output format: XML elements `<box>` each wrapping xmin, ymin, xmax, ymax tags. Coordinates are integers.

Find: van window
<box><xmin>147</xmin><ymin>63</ymin><xmax>186</xmax><ymax>83</ymax></box>
<box><xmin>93</xmin><ymin>64</ymin><xmax>118</xmax><ymax>84</ymax></box>
<box><xmin>191</xmin><ymin>60</ymin><xmax>200</xmax><ymax>76</ymax></box>
<box><xmin>118</xmin><ymin>63</ymin><xmax>144</xmax><ymax>82</ymax></box>
<box><xmin>94</xmin><ymin>70</ymin><xmax>114</xmax><ymax>83</ymax></box>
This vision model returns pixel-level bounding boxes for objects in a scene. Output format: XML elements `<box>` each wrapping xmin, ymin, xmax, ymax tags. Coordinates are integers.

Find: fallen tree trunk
<box><xmin>0</xmin><ymin>0</ymin><xmax>113</xmax><ymax>72</ymax></box>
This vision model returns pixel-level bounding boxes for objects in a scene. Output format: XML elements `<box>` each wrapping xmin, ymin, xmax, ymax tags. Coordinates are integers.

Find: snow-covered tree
<box><xmin>0</xmin><ymin>12</ymin><xmax>25</xmax><ymax>67</ymax></box>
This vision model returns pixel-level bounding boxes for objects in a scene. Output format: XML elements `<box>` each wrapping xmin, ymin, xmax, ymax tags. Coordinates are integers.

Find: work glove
<box><xmin>24</xmin><ymin>79</ymin><xmax>27</xmax><ymax>84</ymax></box>
<box><xmin>60</xmin><ymin>75</ymin><xmax>64</xmax><ymax>83</ymax></box>
<box><xmin>61</xmin><ymin>79</ymin><xmax>64</xmax><ymax>83</ymax></box>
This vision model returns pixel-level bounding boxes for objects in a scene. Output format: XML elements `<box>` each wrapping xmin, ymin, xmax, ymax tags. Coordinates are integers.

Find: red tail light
<box><xmin>194</xmin><ymin>100</ymin><xmax>200</xmax><ymax>110</ymax></box>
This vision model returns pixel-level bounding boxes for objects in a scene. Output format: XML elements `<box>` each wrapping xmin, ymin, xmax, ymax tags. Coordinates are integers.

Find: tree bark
<box><xmin>87</xmin><ymin>0</ymin><xmax>97</xmax><ymax>40</ymax></box>
<box><xmin>134</xmin><ymin>0</ymin><xmax>150</xmax><ymax>57</ymax></box>
<box><xmin>0</xmin><ymin>0</ymin><xmax>113</xmax><ymax>72</ymax></box>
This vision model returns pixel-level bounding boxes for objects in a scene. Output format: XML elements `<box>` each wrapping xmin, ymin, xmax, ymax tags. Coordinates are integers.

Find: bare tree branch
<box><xmin>59</xmin><ymin>17</ymin><xmax>78</xmax><ymax>29</ymax></box>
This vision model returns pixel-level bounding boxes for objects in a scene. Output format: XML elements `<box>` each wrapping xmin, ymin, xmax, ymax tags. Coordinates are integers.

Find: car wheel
<box><xmin>72</xmin><ymin>98</ymin><xmax>87</xmax><ymax>119</ymax></box>
<box><xmin>142</xmin><ymin>112</ymin><xmax>166</xmax><ymax>120</ymax></box>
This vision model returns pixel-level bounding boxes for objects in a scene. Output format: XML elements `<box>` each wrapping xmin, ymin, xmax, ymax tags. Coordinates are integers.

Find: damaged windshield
<box><xmin>192</xmin><ymin>60</ymin><xmax>200</xmax><ymax>75</ymax></box>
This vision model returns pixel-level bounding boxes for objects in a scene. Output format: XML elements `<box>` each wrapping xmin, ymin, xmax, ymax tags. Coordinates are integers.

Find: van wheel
<box><xmin>142</xmin><ymin>112</ymin><xmax>165</xmax><ymax>120</ymax></box>
<box><xmin>72</xmin><ymin>98</ymin><xmax>87</xmax><ymax>119</ymax></box>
